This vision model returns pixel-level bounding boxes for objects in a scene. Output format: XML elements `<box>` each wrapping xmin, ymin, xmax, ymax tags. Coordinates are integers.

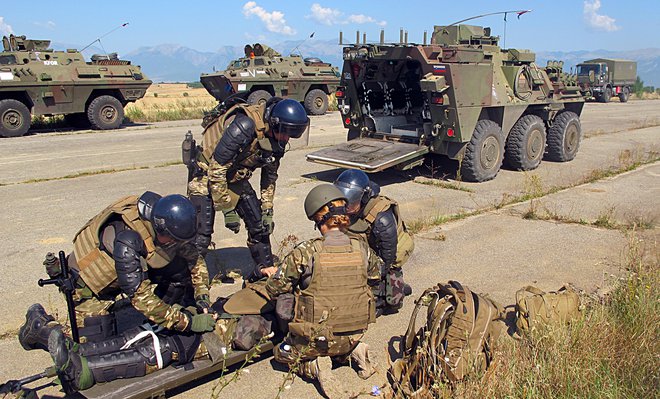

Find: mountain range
<box><xmin>54</xmin><ymin>39</ymin><xmax>660</xmax><ymax>87</ymax></box>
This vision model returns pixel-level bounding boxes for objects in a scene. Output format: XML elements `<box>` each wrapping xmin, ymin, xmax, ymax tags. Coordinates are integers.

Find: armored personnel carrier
<box><xmin>200</xmin><ymin>43</ymin><xmax>340</xmax><ymax>115</ymax></box>
<box><xmin>0</xmin><ymin>34</ymin><xmax>151</xmax><ymax>137</ymax></box>
<box><xmin>306</xmin><ymin>25</ymin><xmax>585</xmax><ymax>181</ymax></box>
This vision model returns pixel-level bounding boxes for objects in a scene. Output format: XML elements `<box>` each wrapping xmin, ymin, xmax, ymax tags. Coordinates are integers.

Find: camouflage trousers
<box><xmin>385</xmin><ymin>267</ymin><xmax>405</xmax><ymax>308</ymax></box>
<box><xmin>273</xmin><ymin>331</ymin><xmax>362</xmax><ymax>365</ymax></box>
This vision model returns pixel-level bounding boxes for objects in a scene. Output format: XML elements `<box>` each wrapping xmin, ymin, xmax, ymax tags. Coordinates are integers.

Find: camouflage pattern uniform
<box><xmin>187</xmin><ymin>103</ymin><xmax>282</xmax><ymax>271</ymax></box>
<box><xmin>65</xmin><ymin>206</ymin><xmax>209</xmax><ymax>333</ymax></box>
<box><xmin>266</xmin><ymin>230</ymin><xmax>381</xmax><ymax>363</ymax></box>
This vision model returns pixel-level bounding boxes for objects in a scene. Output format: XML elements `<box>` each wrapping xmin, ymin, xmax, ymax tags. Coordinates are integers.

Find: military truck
<box><xmin>0</xmin><ymin>34</ymin><xmax>151</xmax><ymax>137</ymax></box>
<box><xmin>306</xmin><ymin>25</ymin><xmax>585</xmax><ymax>182</ymax></box>
<box><xmin>576</xmin><ymin>58</ymin><xmax>636</xmax><ymax>103</ymax></box>
<box><xmin>200</xmin><ymin>43</ymin><xmax>340</xmax><ymax>115</ymax></box>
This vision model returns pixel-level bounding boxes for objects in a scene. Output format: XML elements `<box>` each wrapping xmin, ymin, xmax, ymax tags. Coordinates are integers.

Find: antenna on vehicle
<box><xmin>447</xmin><ymin>10</ymin><xmax>531</xmax><ymax>48</ymax></box>
<box><xmin>288</xmin><ymin>32</ymin><xmax>315</xmax><ymax>57</ymax></box>
<box><xmin>80</xmin><ymin>22</ymin><xmax>129</xmax><ymax>53</ymax></box>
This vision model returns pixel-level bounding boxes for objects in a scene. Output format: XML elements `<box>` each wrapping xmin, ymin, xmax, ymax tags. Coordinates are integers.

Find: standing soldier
<box><xmin>18</xmin><ymin>192</ymin><xmax>217</xmax><ymax>352</ymax></box>
<box><xmin>255</xmin><ymin>184</ymin><xmax>380</xmax><ymax>398</ymax></box>
<box><xmin>184</xmin><ymin>97</ymin><xmax>309</xmax><ymax>280</ymax></box>
<box><xmin>334</xmin><ymin>169</ymin><xmax>414</xmax><ymax>315</ymax></box>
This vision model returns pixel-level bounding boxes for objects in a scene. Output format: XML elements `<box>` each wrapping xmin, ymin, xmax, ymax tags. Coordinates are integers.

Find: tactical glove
<box><xmin>195</xmin><ymin>294</ymin><xmax>212</xmax><ymax>314</ymax></box>
<box><xmin>190</xmin><ymin>313</ymin><xmax>216</xmax><ymax>333</ymax></box>
<box><xmin>223</xmin><ymin>209</ymin><xmax>241</xmax><ymax>234</ymax></box>
<box><xmin>261</xmin><ymin>209</ymin><xmax>274</xmax><ymax>235</ymax></box>
<box><xmin>43</xmin><ymin>252</ymin><xmax>61</xmax><ymax>278</ymax></box>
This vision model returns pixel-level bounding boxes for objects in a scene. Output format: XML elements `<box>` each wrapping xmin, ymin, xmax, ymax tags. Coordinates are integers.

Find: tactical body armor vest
<box><xmin>73</xmin><ymin>196</ymin><xmax>173</xmax><ymax>295</ymax></box>
<box><xmin>347</xmin><ymin>196</ymin><xmax>414</xmax><ymax>268</ymax></box>
<box><xmin>199</xmin><ymin>103</ymin><xmax>275</xmax><ymax>182</ymax></box>
<box><xmin>293</xmin><ymin>232</ymin><xmax>374</xmax><ymax>335</ymax></box>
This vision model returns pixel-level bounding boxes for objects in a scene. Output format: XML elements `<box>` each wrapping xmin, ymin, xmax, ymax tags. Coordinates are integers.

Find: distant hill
<box><xmin>56</xmin><ymin>40</ymin><xmax>659</xmax><ymax>87</ymax></box>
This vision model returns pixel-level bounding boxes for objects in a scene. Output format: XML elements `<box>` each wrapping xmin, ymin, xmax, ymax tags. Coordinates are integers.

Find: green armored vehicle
<box><xmin>200</xmin><ymin>43</ymin><xmax>340</xmax><ymax>115</ymax></box>
<box><xmin>306</xmin><ymin>25</ymin><xmax>585</xmax><ymax>182</ymax></box>
<box><xmin>0</xmin><ymin>34</ymin><xmax>151</xmax><ymax>137</ymax></box>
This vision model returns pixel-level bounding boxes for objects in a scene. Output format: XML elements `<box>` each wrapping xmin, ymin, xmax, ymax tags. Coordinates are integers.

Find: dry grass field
<box><xmin>124</xmin><ymin>83</ymin><xmax>217</xmax><ymax>122</ymax></box>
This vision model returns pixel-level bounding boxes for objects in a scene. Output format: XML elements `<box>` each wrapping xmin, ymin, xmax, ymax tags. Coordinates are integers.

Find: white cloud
<box><xmin>308</xmin><ymin>4</ymin><xmax>342</xmax><ymax>26</ymax></box>
<box><xmin>583</xmin><ymin>0</ymin><xmax>620</xmax><ymax>32</ymax></box>
<box><xmin>347</xmin><ymin>14</ymin><xmax>387</xmax><ymax>27</ymax></box>
<box><xmin>0</xmin><ymin>16</ymin><xmax>13</xmax><ymax>36</ymax></box>
<box><xmin>243</xmin><ymin>2</ymin><xmax>295</xmax><ymax>36</ymax></box>
<box><xmin>34</xmin><ymin>21</ymin><xmax>56</xmax><ymax>30</ymax></box>
<box><xmin>307</xmin><ymin>4</ymin><xmax>387</xmax><ymax>27</ymax></box>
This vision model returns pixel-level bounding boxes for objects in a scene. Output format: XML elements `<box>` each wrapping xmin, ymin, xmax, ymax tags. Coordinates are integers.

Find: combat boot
<box><xmin>18</xmin><ymin>304</ymin><xmax>62</xmax><ymax>351</ymax></box>
<box><xmin>350</xmin><ymin>342</ymin><xmax>376</xmax><ymax>379</ymax></box>
<box><xmin>300</xmin><ymin>357</ymin><xmax>345</xmax><ymax>399</ymax></box>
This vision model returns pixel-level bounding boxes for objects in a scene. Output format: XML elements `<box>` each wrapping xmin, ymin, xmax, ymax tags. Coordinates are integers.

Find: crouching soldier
<box><xmin>18</xmin><ymin>192</ymin><xmax>216</xmax><ymax>352</ymax></box>
<box><xmin>334</xmin><ymin>169</ymin><xmax>414</xmax><ymax>315</ymax></box>
<box><xmin>184</xmin><ymin>97</ymin><xmax>309</xmax><ymax>280</ymax></box>
<box><xmin>248</xmin><ymin>184</ymin><xmax>381</xmax><ymax>398</ymax></box>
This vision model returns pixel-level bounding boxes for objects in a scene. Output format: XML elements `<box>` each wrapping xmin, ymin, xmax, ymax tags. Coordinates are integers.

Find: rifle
<box><xmin>0</xmin><ymin>366</ymin><xmax>57</xmax><ymax>398</ymax></box>
<box><xmin>38</xmin><ymin>251</ymin><xmax>79</xmax><ymax>343</ymax></box>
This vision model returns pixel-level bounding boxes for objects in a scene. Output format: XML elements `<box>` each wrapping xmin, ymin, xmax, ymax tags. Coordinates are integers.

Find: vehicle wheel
<box><xmin>304</xmin><ymin>89</ymin><xmax>328</xmax><ymax>115</ymax></box>
<box><xmin>600</xmin><ymin>87</ymin><xmax>612</xmax><ymax>103</ymax></box>
<box><xmin>504</xmin><ymin>114</ymin><xmax>546</xmax><ymax>171</ymax></box>
<box><xmin>0</xmin><ymin>99</ymin><xmax>31</xmax><ymax>137</ymax></box>
<box><xmin>347</xmin><ymin>128</ymin><xmax>360</xmax><ymax>141</ymax></box>
<box><xmin>64</xmin><ymin>113</ymin><xmax>91</xmax><ymax>129</ymax></box>
<box><xmin>460</xmin><ymin>119</ymin><xmax>504</xmax><ymax>182</ymax></box>
<box><xmin>87</xmin><ymin>95</ymin><xmax>124</xmax><ymax>130</ymax></box>
<box><xmin>247</xmin><ymin>90</ymin><xmax>272</xmax><ymax>106</ymax></box>
<box><xmin>544</xmin><ymin>111</ymin><xmax>581</xmax><ymax>162</ymax></box>
<box><xmin>618</xmin><ymin>87</ymin><xmax>629</xmax><ymax>103</ymax></box>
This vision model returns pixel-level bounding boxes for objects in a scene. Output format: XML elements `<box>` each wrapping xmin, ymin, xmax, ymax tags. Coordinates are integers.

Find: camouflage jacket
<box><xmin>265</xmin><ymin>230</ymin><xmax>382</xmax><ymax>299</ymax></box>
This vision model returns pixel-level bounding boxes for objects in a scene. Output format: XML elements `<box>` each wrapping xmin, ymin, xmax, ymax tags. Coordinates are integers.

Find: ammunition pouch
<box><xmin>79</xmin><ymin>314</ymin><xmax>117</xmax><ymax>343</ymax></box>
<box><xmin>275</xmin><ymin>293</ymin><xmax>295</xmax><ymax>333</ymax></box>
<box><xmin>155</xmin><ymin>281</ymin><xmax>194</xmax><ymax>307</ymax></box>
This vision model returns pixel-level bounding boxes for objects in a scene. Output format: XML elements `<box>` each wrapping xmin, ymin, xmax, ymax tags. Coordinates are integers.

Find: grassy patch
<box><xmin>454</xmin><ymin>233</ymin><xmax>659</xmax><ymax>399</ymax></box>
<box><xmin>6</xmin><ymin>161</ymin><xmax>183</xmax><ymax>186</ymax></box>
<box><xmin>413</xmin><ymin>176</ymin><xmax>474</xmax><ymax>193</ymax></box>
<box><xmin>124</xmin><ymin>98</ymin><xmax>216</xmax><ymax>123</ymax></box>
<box><xmin>408</xmin><ymin>148</ymin><xmax>658</xmax><ymax>235</ymax></box>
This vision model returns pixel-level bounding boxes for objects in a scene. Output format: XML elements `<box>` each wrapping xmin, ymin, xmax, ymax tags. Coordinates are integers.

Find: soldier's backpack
<box><xmin>389</xmin><ymin>281</ymin><xmax>504</xmax><ymax>397</ymax></box>
<box><xmin>515</xmin><ymin>285</ymin><xmax>581</xmax><ymax>334</ymax></box>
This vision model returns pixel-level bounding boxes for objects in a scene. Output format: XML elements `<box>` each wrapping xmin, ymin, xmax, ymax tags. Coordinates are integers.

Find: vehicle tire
<box><xmin>87</xmin><ymin>95</ymin><xmax>124</xmax><ymax>130</ymax></box>
<box><xmin>460</xmin><ymin>119</ymin><xmax>504</xmax><ymax>182</ymax></box>
<box><xmin>618</xmin><ymin>87</ymin><xmax>629</xmax><ymax>103</ymax></box>
<box><xmin>64</xmin><ymin>113</ymin><xmax>91</xmax><ymax>129</ymax></box>
<box><xmin>0</xmin><ymin>99</ymin><xmax>31</xmax><ymax>137</ymax></box>
<box><xmin>247</xmin><ymin>90</ymin><xmax>272</xmax><ymax>106</ymax></box>
<box><xmin>600</xmin><ymin>87</ymin><xmax>612</xmax><ymax>103</ymax></box>
<box><xmin>544</xmin><ymin>111</ymin><xmax>581</xmax><ymax>162</ymax></box>
<box><xmin>304</xmin><ymin>89</ymin><xmax>328</xmax><ymax>115</ymax></box>
<box><xmin>504</xmin><ymin>114</ymin><xmax>546</xmax><ymax>171</ymax></box>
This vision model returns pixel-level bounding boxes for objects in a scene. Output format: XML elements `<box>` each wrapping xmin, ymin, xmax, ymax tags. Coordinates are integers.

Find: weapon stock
<box><xmin>38</xmin><ymin>251</ymin><xmax>79</xmax><ymax>343</ymax></box>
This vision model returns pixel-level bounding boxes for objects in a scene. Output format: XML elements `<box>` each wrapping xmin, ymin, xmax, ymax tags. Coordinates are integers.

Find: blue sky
<box><xmin>1</xmin><ymin>1</ymin><xmax>657</xmax><ymax>55</ymax></box>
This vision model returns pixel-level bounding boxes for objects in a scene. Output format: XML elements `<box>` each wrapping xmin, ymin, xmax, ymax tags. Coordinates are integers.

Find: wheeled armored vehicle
<box><xmin>0</xmin><ymin>34</ymin><xmax>151</xmax><ymax>137</ymax></box>
<box><xmin>307</xmin><ymin>25</ymin><xmax>585</xmax><ymax>181</ymax></box>
<box><xmin>200</xmin><ymin>43</ymin><xmax>340</xmax><ymax>115</ymax></box>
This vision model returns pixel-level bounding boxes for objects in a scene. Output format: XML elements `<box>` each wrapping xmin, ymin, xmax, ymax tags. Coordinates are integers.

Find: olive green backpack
<box><xmin>515</xmin><ymin>285</ymin><xmax>581</xmax><ymax>333</ymax></box>
<box><xmin>389</xmin><ymin>281</ymin><xmax>504</xmax><ymax>397</ymax></box>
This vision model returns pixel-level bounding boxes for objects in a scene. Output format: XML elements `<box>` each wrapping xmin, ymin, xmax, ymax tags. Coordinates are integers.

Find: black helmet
<box><xmin>304</xmin><ymin>184</ymin><xmax>347</xmax><ymax>221</ymax></box>
<box><xmin>151</xmin><ymin>194</ymin><xmax>197</xmax><ymax>241</ymax></box>
<box><xmin>333</xmin><ymin>169</ymin><xmax>373</xmax><ymax>211</ymax></box>
<box><xmin>267</xmin><ymin>98</ymin><xmax>309</xmax><ymax>139</ymax></box>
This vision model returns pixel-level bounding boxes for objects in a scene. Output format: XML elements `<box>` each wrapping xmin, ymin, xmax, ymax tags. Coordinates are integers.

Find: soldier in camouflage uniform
<box><xmin>185</xmin><ymin>97</ymin><xmax>309</xmax><ymax>280</ymax></box>
<box><xmin>334</xmin><ymin>169</ymin><xmax>414</xmax><ymax>315</ymax></box>
<box><xmin>261</xmin><ymin>184</ymin><xmax>380</xmax><ymax>398</ymax></box>
<box><xmin>18</xmin><ymin>192</ymin><xmax>217</xmax><ymax>354</ymax></box>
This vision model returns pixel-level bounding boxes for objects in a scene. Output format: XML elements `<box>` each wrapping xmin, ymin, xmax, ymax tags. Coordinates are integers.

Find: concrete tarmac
<box><xmin>0</xmin><ymin>100</ymin><xmax>658</xmax><ymax>398</ymax></box>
